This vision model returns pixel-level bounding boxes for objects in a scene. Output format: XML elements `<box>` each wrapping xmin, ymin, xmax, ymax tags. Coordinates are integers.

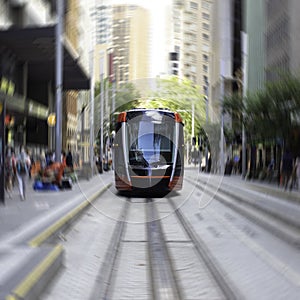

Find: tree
<box><xmin>223</xmin><ymin>72</ymin><xmax>300</xmax><ymax>151</ymax></box>
<box><xmin>148</xmin><ymin>76</ymin><xmax>206</xmax><ymax>139</ymax></box>
<box><xmin>94</xmin><ymin>80</ymin><xmax>141</xmax><ymax>134</ymax></box>
<box><xmin>114</xmin><ymin>82</ymin><xmax>141</xmax><ymax>112</ymax></box>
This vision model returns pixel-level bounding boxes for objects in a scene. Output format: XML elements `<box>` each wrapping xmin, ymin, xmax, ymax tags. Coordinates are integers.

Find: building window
<box><xmin>202</xmin><ymin>22</ymin><xmax>209</xmax><ymax>30</ymax></box>
<box><xmin>203</xmin><ymin>65</ymin><xmax>208</xmax><ymax>73</ymax></box>
<box><xmin>202</xmin><ymin>12</ymin><xmax>209</xmax><ymax>20</ymax></box>
<box><xmin>202</xmin><ymin>1</ymin><xmax>210</xmax><ymax>10</ymax></box>
<box><xmin>203</xmin><ymin>54</ymin><xmax>208</xmax><ymax>62</ymax></box>
<box><xmin>202</xmin><ymin>33</ymin><xmax>209</xmax><ymax>41</ymax></box>
<box><xmin>190</xmin><ymin>1</ymin><xmax>198</xmax><ymax>10</ymax></box>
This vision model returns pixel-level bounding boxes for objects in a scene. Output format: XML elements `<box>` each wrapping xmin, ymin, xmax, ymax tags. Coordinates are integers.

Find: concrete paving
<box><xmin>0</xmin><ymin>171</ymin><xmax>113</xmax><ymax>300</ymax></box>
<box><xmin>1</xmin><ymin>167</ymin><xmax>300</xmax><ymax>299</ymax></box>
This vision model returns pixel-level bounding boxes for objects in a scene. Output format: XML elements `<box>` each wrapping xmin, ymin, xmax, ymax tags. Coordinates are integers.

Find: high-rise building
<box><xmin>90</xmin><ymin>3</ymin><xmax>113</xmax><ymax>82</ymax></box>
<box><xmin>245</xmin><ymin>0</ymin><xmax>265</xmax><ymax>92</ymax></box>
<box><xmin>210</xmin><ymin>0</ymin><xmax>242</xmax><ymax>122</ymax></box>
<box><xmin>63</xmin><ymin>0</ymin><xmax>80</xmax><ymax>153</ymax></box>
<box><xmin>90</xmin><ymin>3</ymin><xmax>113</xmax><ymax>45</ymax></box>
<box><xmin>265</xmin><ymin>0</ymin><xmax>300</xmax><ymax>81</ymax></box>
<box><xmin>170</xmin><ymin>0</ymin><xmax>213</xmax><ymax>96</ymax></box>
<box><xmin>112</xmin><ymin>5</ymin><xmax>150</xmax><ymax>87</ymax></box>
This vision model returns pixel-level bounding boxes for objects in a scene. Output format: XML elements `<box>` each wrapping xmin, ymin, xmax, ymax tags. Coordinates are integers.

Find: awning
<box><xmin>0</xmin><ymin>26</ymin><xmax>90</xmax><ymax>90</ymax></box>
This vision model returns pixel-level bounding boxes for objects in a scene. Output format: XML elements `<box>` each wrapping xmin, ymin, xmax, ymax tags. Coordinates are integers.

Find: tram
<box><xmin>113</xmin><ymin>108</ymin><xmax>184</xmax><ymax>193</ymax></box>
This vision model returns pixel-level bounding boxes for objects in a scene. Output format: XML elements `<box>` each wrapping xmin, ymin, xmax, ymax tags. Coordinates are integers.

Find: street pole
<box><xmin>89</xmin><ymin>50</ymin><xmax>95</xmax><ymax>176</ymax></box>
<box><xmin>205</xmin><ymin>85</ymin><xmax>209</xmax><ymax>172</ymax></box>
<box><xmin>112</xmin><ymin>80</ymin><xmax>116</xmax><ymax>129</ymax></box>
<box><xmin>241</xmin><ymin>31</ymin><xmax>248</xmax><ymax>178</ymax></box>
<box><xmin>100</xmin><ymin>51</ymin><xmax>104</xmax><ymax>173</ymax></box>
<box><xmin>191</xmin><ymin>101</ymin><xmax>195</xmax><ymax>165</ymax></box>
<box><xmin>55</xmin><ymin>0</ymin><xmax>64</xmax><ymax>163</ymax></box>
<box><xmin>81</xmin><ymin>106</ymin><xmax>85</xmax><ymax>165</ymax></box>
<box><xmin>220</xmin><ymin>75</ymin><xmax>225</xmax><ymax>175</ymax></box>
<box><xmin>191</xmin><ymin>101</ymin><xmax>195</xmax><ymax>139</ymax></box>
<box><xmin>112</xmin><ymin>81</ymin><xmax>116</xmax><ymax>115</ymax></box>
<box><xmin>0</xmin><ymin>97</ymin><xmax>6</xmax><ymax>204</ymax></box>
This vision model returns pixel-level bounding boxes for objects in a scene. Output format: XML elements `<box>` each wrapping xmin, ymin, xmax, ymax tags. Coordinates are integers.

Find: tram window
<box><xmin>126</xmin><ymin>111</ymin><xmax>177</xmax><ymax>165</ymax></box>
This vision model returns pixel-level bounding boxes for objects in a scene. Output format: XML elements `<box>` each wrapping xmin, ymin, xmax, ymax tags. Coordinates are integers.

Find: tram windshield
<box><xmin>126</xmin><ymin>111</ymin><xmax>176</xmax><ymax>166</ymax></box>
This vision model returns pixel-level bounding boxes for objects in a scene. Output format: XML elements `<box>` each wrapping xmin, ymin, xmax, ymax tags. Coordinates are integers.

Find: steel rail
<box><xmin>167</xmin><ymin>197</ymin><xmax>243</xmax><ymax>300</ymax></box>
<box><xmin>89</xmin><ymin>199</ymin><xmax>129</xmax><ymax>300</ymax></box>
<box><xmin>146</xmin><ymin>198</ymin><xmax>182</xmax><ymax>300</ymax></box>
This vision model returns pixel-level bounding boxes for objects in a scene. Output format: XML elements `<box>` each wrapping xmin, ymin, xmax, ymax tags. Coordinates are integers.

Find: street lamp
<box><xmin>220</xmin><ymin>74</ymin><xmax>247</xmax><ymax>177</ymax></box>
<box><xmin>55</xmin><ymin>0</ymin><xmax>64</xmax><ymax>163</ymax></box>
<box><xmin>89</xmin><ymin>50</ymin><xmax>95</xmax><ymax>177</ymax></box>
<box><xmin>204</xmin><ymin>84</ymin><xmax>209</xmax><ymax>172</ymax></box>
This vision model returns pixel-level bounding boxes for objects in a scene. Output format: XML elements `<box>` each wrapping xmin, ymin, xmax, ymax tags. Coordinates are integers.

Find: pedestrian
<box><xmin>66</xmin><ymin>150</ymin><xmax>73</xmax><ymax>171</ymax></box>
<box><xmin>16</xmin><ymin>146</ymin><xmax>31</xmax><ymax>200</ymax></box>
<box><xmin>27</xmin><ymin>149</ymin><xmax>34</xmax><ymax>179</ymax></box>
<box><xmin>280</xmin><ymin>148</ymin><xmax>293</xmax><ymax>190</ymax></box>
<box><xmin>4</xmin><ymin>147</ymin><xmax>15</xmax><ymax>198</ymax></box>
<box><xmin>40</xmin><ymin>151</ymin><xmax>47</xmax><ymax>170</ymax></box>
<box><xmin>267</xmin><ymin>159</ymin><xmax>275</xmax><ymax>182</ymax></box>
<box><xmin>61</xmin><ymin>150</ymin><xmax>66</xmax><ymax>165</ymax></box>
<box><xmin>224</xmin><ymin>157</ymin><xmax>233</xmax><ymax>175</ymax></box>
<box><xmin>293</xmin><ymin>157</ymin><xmax>300</xmax><ymax>191</ymax></box>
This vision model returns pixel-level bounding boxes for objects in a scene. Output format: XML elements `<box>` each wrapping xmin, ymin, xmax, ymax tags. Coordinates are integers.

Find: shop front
<box><xmin>0</xmin><ymin>25</ymin><xmax>90</xmax><ymax>203</ymax></box>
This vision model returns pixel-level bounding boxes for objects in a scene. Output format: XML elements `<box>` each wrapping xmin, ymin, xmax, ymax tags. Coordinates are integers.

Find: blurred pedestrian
<box><xmin>16</xmin><ymin>146</ymin><xmax>31</xmax><ymax>200</ymax></box>
<box><xmin>280</xmin><ymin>148</ymin><xmax>293</xmax><ymax>190</ymax></box>
<box><xmin>27</xmin><ymin>149</ymin><xmax>34</xmax><ymax>179</ymax></box>
<box><xmin>61</xmin><ymin>150</ymin><xmax>66</xmax><ymax>165</ymax></box>
<box><xmin>267</xmin><ymin>159</ymin><xmax>275</xmax><ymax>182</ymax></box>
<box><xmin>293</xmin><ymin>157</ymin><xmax>300</xmax><ymax>191</ymax></box>
<box><xmin>40</xmin><ymin>151</ymin><xmax>47</xmax><ymax>170</ymax></box>
<box><xmin>66</xmin><ymin>150</ymin><xmax>73</xmax><ymax>171</ymax></box>
<box><xmin>224</xmin><ymin>157</ymin><xmax>233</xmax><ymax>175</ymax></box>
<box><xmin>4</xmin><ymin>147</ymin><xmax>15</xmax><ymax>198</ymax></box>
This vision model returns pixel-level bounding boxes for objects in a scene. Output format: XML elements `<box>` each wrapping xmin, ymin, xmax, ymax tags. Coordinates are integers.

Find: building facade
<box><xmin>245</xmin><ymin>0</ymin><xmax>265</xmax><ymax>92</ymax></box>
<box><xmin>64</xmin><ymin>0</ymin><xmax>80</xmax><ymax>153</ymax></box>
<box><xmin>112</xmin><ymin>5</ymin><xmax>150</xmax><ymax>88</ymax></box>
<box><xmin>208</xmin><ymin>0</ymin><xmax>243</xmax><ymax>172</ymax></box>
<box><xmin>0</xmin><ymin>0</ymin><xmax>90</xmax><ymax>160</ymax></box>
<box><xmin>170</xmin><ymin>0</ymin><xmax>213</xmax><ymax>96</ymax></box>
<box><xmin>265</xmin><ymin>0</ymin><xmax>300</xmax><ymax>81</ymax></box>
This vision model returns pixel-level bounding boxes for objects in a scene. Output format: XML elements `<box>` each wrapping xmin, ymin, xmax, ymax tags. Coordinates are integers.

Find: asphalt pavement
<box><xmin>0</xmin><ymin>167</ymin><xmax>300</xmax><ymax>300</ymax></box>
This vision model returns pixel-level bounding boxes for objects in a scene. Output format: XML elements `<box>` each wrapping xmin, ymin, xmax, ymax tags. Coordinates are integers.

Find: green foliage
<box><xmin>223</xmin><ymin>72</ymin><xmax>300</xmax><ymax>145</ymax></box>
<box><xmin>94</xmin><ymin>76</ymin><xmax>207</xmax><ymax>140</ymax></box>
<box><xmin>148</xmin><ymin>76</ymin><xmax>206</xmax><ymax>138</ymax></box>
<box><xmin>115</xmin><ymin>82</ymin><xmax>141</xmax><ymax>111</ymax></box>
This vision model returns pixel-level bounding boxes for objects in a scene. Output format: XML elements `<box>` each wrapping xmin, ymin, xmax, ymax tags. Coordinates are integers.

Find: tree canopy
<box><xmin>94</xmin><ymin>76</ymin><xmax>207</xmax><ymax>142</ymax></box>
<box><xmin>147</xmin><ymin>76</ymin><xmax>206</xmax><ymax>139</ymax></box>
<box><xmin>223</xmin><ymin>73</ymin><xmax>300</xmax><ymax>145</ymax></box>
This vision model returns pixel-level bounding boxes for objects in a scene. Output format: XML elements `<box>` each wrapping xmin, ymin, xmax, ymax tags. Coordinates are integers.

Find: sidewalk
<box><xmin>0</xmin><ymin>171</ymin><xmax>114</xmax><ymax>238</ymax></box>
<box><xmin>0</xmin><ymin>171</ymin><xmax>114</xmax><ymax>300</ymax></box>
<box><xmin>186</xmin><ymin>164</ymin><xmax>300</xmax><ymax>204</ymax></box>
<box><xmin>1</xmin><ymin>168</ymin><xmax>299</xmax><ymax>299</ymax></box>
<box><xmin>223</xmin><ymin>173</ymin><xmax>300</xmax><ymax>204</ymax></box>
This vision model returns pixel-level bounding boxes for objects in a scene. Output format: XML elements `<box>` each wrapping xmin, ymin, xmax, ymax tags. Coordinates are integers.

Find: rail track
<box><xmin>87</xmin><ymin>194</ymin><xmax>240</xmax><ymax>300</ymax></box>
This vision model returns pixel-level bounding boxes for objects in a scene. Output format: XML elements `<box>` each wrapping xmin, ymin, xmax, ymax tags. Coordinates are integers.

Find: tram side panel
<box><xmin>169</xmin><ymin>122</ymin><xmax>184</xmax><ymax>191</ymax></box>
<box><xmin>114</xmin><ymin>122</ymin><xmax>132</xmax><ymax>191</ymax></box>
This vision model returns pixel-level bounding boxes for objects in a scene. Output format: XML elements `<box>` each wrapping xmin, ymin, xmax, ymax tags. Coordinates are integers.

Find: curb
<box><xmin>3</xmin><ymin>183</ymin><xmax>112</xmax><ymax>300</ymax></box>
<box><xmin>5</xmin><ymin>245</ymin><xmax>64</xmax><ymax>300</ymax></box>
<box><xmin>29</xmin><ymin>183</ymin><xmax>112</xmax><ymax>247</ymax></box>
